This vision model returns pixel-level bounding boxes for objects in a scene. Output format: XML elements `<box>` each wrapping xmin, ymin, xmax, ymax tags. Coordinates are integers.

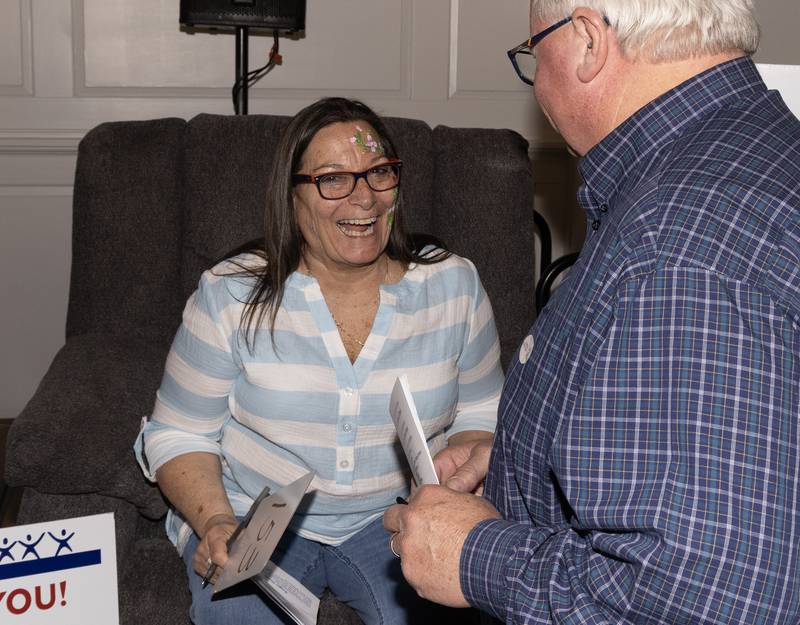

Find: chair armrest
<box><xmin>5</xmin><ymin>333</ymin><xmax>170</xmax><ymax>519</ymax></box>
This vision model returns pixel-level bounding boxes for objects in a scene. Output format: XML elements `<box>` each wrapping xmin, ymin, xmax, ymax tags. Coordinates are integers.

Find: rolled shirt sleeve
<box><xmin>136</xmin><ymin>269</ymin><xmax>242</xmax><ymax>480</ymax></box>
<box><xmin>447</xmin><ymin>258</ymin><xmax>504</xmax><ymax>438</ymax></box>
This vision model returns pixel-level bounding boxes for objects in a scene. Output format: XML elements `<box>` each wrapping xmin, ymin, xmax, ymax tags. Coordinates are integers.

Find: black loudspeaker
<box><xmin>179</xmin><ymin>0</ymin><xmax>305</xmax><ymax>31</ymax></box>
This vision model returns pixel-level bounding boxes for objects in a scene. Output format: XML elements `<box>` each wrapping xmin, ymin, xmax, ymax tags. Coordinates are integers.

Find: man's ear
<box><xmin>570</xmin><ymin>7</ymin><xmax>609</xmax><ymax>83</ymax></box>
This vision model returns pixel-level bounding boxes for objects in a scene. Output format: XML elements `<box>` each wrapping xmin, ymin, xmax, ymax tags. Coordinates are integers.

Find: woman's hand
<box><xmin>154</xmin><ymin>452</ymin><xmax>238</xmax><ymax>585</ymax></box>
<box><xmin>192</xmin><ymin>513</ymin><xmax>239</xmax><ymax>584</ymax></box>
<box><xmin>434</xmin><ymin>431</ymin><xmax>493</xmax><ymax>494</ymax></box>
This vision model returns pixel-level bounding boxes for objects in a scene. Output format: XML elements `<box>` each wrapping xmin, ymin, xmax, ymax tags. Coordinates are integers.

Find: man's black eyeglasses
<box><xmin>507</xmin><ymin>16</ymin><xmax>572</xmax><ymax>86</ymax></box>
<box><xmin>292</xmin><ymin>160</ymin><xmax>402</xmax><ymax>200</ymax></box>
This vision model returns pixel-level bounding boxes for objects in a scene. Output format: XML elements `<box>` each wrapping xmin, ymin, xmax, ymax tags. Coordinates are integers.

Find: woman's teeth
<box><xmin>337</xmin><ymin>217</ymin><xmax>378</xmax><ymax>237</ymax></box>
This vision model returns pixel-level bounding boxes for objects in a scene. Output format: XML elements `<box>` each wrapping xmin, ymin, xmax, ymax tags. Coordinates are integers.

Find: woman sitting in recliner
<box><xmin>134</xmin><ymin>97</ymin><xmax>502</xmax><ymax>625</ymax></box>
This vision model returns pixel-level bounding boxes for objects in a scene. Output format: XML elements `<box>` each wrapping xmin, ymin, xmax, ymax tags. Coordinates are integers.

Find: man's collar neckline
<box><xmin>578</xmin><ymin>56</ymin><xmax>764</xmax><ymax>214</ymax></box>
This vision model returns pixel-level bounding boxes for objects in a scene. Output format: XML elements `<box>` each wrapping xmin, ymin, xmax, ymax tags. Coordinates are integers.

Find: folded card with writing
<box><xmin>389</xmin><ymin>375</ymin><xmax>440</xmax><ymax>486</ymax></box>
<box><xmin>214</xmin><ymin>471</ymin><xmax>318</xmax><ymax>625</ymax></box>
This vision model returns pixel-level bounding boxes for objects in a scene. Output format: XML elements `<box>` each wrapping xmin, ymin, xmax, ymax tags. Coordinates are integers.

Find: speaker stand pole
<box><xmin>235</xmin><ymin>26</ymin><xmax>249</xmax><ymax>115</ymax></box>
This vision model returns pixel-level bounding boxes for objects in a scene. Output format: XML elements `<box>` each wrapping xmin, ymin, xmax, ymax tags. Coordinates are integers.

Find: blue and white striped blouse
<box><xmin>136</xmin><ymin>250</ymin><xmax>503</xmax><ymax>551</ymax></box>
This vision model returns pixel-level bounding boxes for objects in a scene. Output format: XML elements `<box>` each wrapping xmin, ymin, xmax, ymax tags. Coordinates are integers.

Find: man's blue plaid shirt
<box><xmin>462</xmin><ymin>57</ymin><xmax>800</xmax><ymax>624</ymax></box>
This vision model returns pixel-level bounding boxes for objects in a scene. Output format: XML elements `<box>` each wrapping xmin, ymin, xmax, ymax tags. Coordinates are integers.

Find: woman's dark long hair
<box><xmin>228</xmin><ymin>97</ymin><xmax>450</xmax><ymax>351</ymax></box>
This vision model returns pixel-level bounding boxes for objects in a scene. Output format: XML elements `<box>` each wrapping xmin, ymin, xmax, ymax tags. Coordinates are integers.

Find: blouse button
<box><xmin>591</xmin><ymin>219</ymin><xmax>601</xmax><ymax>231</ymax></box>
<box><xmin>342</xmin><ymin>423</ymin><xmax>352</xmax><ymax>432</ymax></box>
<box><xmin>339</xmin><ymin>460</ymin><xmax>350</xmax><ymax>469</ymax></box>
<box><xmin>600</xmin><ymin>203</ymin><xmax>609</xmax><ymax>213</ymax></box>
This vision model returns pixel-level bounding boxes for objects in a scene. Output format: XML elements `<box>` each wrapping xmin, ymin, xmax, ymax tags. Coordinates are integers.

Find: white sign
<box><xmin>0</xmin><ymin>513</ymin><xmax>118</xmax><ymax>625</ymax></box>
<box><xmin>758</xmin><ymin>64</ymin><xmax>800</xmax><ymax>119</ymax></box>
<box><xmin>389</xmin><ymin>375</ymin><xmax>439</xmax><ymax>486</ymax></box>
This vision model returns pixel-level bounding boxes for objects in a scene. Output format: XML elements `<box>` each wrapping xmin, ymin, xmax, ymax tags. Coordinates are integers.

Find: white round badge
<box><xmin>518</xmin><ymin>334</ymin><xmax>534</xmax><ymax>364</ymax></box>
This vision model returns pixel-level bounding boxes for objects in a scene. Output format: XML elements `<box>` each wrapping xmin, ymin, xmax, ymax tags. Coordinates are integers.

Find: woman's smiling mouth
<box><xmin>337</xmin><ymin>216</ymin><xmax>378</xmax><ymax>237</ymax></box>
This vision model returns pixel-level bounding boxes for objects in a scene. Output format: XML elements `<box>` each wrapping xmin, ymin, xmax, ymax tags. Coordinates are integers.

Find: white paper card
<box><xmin>253</xmin><ymin>561</ymin><xmax>320</xmax><ymax>625</ymax></box>
<box><xmin>389</xmin><ymin>375</ymin><xmax>439</xmax><ymax>486</ymax></box>
<box><xmin>0</xmin><ymin>513</ymin><xmax>118</xmax><ymax>625</ymax></box>
<box><xmin>214</xmin><ymin>471</ymin><xmax>315</xmax><ymax>594</ymax></box>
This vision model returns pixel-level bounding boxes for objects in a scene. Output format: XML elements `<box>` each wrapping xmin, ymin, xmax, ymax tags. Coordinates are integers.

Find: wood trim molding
<box><xmin>0</xmin><ymin>129</ymin><xmax>83</xmax><ymax>155</ymax></box>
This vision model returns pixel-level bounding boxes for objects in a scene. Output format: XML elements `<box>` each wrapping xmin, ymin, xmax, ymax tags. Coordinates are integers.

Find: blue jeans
<box><xmin>183</xmin><ymin>516</ymin><xmax>456</xmax><ymax>625</ymax></box>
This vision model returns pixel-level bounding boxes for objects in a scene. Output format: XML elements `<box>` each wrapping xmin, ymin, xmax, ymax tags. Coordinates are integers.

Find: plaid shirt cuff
<box><xmin>461</xmin><ymin>518</ymin><xmax>551</xmax><ymax>619</ymax></box>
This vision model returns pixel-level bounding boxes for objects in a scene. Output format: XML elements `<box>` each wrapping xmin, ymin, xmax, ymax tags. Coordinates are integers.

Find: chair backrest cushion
<box><xmin>432</xmin><ymin>126</ymin><xmax>536</xmax><ymax>363</ymax></box>
<box><xmin>68</xmin><ymin>113</ymin><xmax>535</xmax><ymax>368</ymax></box>
<box><xmin>67</xmin><ymin>118</ymin><xmax>188</xmax><ymax>345</ymax></box>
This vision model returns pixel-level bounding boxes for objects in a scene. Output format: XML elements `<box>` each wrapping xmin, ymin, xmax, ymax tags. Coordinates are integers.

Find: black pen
<box><xmin>396</xmin><ymin>496</ymin><xmax>408</xmax><ymax>505</ymax></box>
<box><xmin>201</xmin><ymin>563</ymin><xmax>215</xmax><ymax>589</ymax></box>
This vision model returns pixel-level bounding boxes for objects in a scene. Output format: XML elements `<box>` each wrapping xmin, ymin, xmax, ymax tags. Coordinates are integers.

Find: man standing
<box><xmin>385</xmin><ymin>1</ymin><xmax>800</xmax><ymax>623</ymax></box>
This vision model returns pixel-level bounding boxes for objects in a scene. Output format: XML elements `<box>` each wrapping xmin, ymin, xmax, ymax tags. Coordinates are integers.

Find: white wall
<box><xmin>0</xmin><ymin>0</ymin><xmax>798</xmax><ymax>419</ymax></box>
<box><xmin>758</xmin><ymin>64</ymin><xmax>800</xmax><ymax>115</ymax></box>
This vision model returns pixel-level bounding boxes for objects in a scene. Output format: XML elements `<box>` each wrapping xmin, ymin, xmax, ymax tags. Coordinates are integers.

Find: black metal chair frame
<box><xmin>533</xmin><ymin>209</ymin><xmax>552</xmax><ymax>273</ymax></box>
<box><xmin>535</xmin><ymin>251</ymin><xmax>579</xmax><ymax>314</ymax></box>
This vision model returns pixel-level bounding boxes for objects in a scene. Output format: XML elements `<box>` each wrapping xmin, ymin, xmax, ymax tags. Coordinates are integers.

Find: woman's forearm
<box><xmin>155</xmin><ymin>451</ymin><xmax>236</xmax><ymax>537</ymax></box>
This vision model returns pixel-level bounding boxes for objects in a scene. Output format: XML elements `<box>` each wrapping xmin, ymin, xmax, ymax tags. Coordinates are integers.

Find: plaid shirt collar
<box><xmin>578</xmin><ymin>56</ymin><xmax>766</xmax><ymax>217</ymax></box>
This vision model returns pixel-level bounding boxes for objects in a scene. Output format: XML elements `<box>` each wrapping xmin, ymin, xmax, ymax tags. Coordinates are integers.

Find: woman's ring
<box><xmin>390</xmin><ymin>533</ymin><xmax>401</xmax><ymax>559</ymax></box>
<box><xmin>206</xmin><ymin>557</ymin><xmax>212</xmax><ymax>567</ymax></box>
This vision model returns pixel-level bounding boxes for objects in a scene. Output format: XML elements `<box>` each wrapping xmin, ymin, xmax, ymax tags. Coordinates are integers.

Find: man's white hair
<box><xmin>530</xmin><ymin>0</ymin><xmax>759</xmax><ymax>61</ymax></box>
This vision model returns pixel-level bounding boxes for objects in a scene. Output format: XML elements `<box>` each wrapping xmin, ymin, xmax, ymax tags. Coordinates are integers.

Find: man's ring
<box><xmin>390</xmin><ymin>533</ymin><xmax>401</xmax><ymax>559</ymax></box>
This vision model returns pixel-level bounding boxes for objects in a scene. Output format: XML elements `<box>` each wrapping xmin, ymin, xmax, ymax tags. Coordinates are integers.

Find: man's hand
<box><xmin>382</xmin><ymin>485</ymin><xmax>501</xmax><ymax>606</ymax></box>
<box><xmin>192</xmin><ymin>513</ymin><xmax>238</xmax><ymax>584</ymax></box>
<box><xmin>434</xmin><ymin>436</ymin><xmax>493</xmax><ymax>494</ymax></box>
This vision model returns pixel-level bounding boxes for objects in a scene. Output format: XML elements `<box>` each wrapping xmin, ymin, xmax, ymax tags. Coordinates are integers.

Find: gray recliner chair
<box><xmin>4</xmin><ymin>112</ymin><xmax>535</xmax><ymax>624</ymax></box>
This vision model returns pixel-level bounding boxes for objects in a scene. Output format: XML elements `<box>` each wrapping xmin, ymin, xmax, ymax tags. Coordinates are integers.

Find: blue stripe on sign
<box><xmin>0</xmin><ymin>550</ymin><xmax>102</xmax><ymax>580</ymax></box>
